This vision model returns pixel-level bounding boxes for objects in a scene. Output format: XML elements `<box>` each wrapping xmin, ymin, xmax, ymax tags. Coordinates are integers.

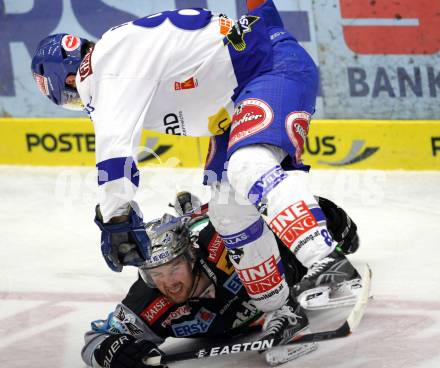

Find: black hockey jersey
<box><xmin>81</xmin><ymin>221</ymin><xmax>306</xmax><ymax>366</ymax></box>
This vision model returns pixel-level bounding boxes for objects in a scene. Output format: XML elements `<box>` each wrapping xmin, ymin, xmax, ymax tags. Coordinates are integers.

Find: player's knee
<box><xmin>227</xmin><ymin>148</ymin><xmax>252</xmax><ymax>197</ymax></box>
<box><xmin>227</xmin><ymin>145</ymin><xmax>287</xmax><ymax>202</ymax></box>
<box><xmin>208</xmin><ymin>191</ymin><xmax>231</xmax><ymax>232</ymax></box>
<box><xmin>209</xmin><ymin>182</ymin><xmax>259</xmax><ymax>234</ymax></box>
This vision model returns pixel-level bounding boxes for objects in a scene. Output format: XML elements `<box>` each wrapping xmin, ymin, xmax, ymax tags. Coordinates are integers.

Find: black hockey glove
<box><xmin>94</xmin><ymin>202</ymin><xmax>151</xmax><ymax>272</ymax></box>
<box><xmin>172</xmin><ymin>191</ymin><xmax>202</xmax><ymax>216</ymax></box>
<box><xmin>317</xmin><ymin>196</ymin><xmax>359</xmax><ymax>254</ymax></box>
<box><xmin>93</xmin><ymin>334</ymin><xmax>167</xmax><ymax>368</ymax></box>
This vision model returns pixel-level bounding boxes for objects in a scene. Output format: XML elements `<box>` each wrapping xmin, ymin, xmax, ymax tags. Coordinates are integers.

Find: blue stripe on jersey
<box><xmin>248</xmin><ymin>165</ymin><xmax>288</xmax><ymax>206</ymax></box>
<box><xmin>97</xmin><ymin>157</ymin><xmax>139</xmax><ymax>186</ymax></box>
<box><xmin>310</xmin><ymin>206</ymin><xmax>326</xmax><ymax>223</ymax></box>
<box><xmin>221</xmin><ymin>217</ymin><xmax>265</xmax><ymax>249</ymax></box>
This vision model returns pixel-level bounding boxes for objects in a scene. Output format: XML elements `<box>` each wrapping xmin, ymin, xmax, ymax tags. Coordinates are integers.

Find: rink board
<box><xmin>0</xmin><ymin>118</ymin><xmax>204</xmax><ymax>167</ymax></box>
<box><xmin>0</xmin><ymin>118</ymin><xmax>439</xmax><ymax>170</ymax></box>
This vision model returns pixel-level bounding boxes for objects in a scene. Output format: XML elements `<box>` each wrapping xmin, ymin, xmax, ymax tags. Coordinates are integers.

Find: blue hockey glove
<box><xmin>94</xmin><ymin>202</ymin><xmax>151</xmax><ymax>272</ymax></box>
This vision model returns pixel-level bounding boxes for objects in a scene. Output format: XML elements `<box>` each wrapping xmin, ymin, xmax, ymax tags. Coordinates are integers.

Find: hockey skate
<box><xmin>260</xmin><ymin>297</ymin><xmax>318</xmax><ymax>365</ymax></box>
<box><xmin>292</xmin><ymin>249</ymin><xmax>362</xmax><ymax>310</ymax></box>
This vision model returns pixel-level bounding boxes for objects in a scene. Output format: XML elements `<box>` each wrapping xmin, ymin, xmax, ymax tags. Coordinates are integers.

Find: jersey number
<box><xmin>133</xmin><ymin>8</ymin><xmax>212</xmax><ymax>31</ymax></box>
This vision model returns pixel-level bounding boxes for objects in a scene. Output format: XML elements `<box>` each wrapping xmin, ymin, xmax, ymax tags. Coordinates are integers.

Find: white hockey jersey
<box><xmin>76</xmin><ymin>2</ymin><xmax>286</xmax><ymax>220</ymax></box>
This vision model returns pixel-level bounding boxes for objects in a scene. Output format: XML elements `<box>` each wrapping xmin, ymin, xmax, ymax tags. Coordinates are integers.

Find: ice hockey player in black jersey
<box><xmin>83</xmin><ymin>194</ymin><xmax>361</xmax><ymax>368</ymax></box>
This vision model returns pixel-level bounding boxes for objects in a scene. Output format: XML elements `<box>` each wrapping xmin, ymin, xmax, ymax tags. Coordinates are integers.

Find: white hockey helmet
<box><xmin>139</xmin><ymin>214</ymin><xmax>196</xmax><ymax>287</ymax></box>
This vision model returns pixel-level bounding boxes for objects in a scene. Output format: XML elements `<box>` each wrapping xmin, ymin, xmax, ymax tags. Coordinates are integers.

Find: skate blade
<box><xmin>298</xmin><ymin>278</ymin><xmax>362</xmax><ymax>310</ymax></box>
<box><xmin>264</xmin><ymin>342</ymin><xmax>318</xmax><ymax>366</ymax></box>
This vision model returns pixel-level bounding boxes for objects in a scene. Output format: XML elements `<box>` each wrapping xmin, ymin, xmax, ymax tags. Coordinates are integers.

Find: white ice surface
<box><xmin>0</xmin><ymin>167</ymin><xmax>440</xmax><ymax>368</ymax></box>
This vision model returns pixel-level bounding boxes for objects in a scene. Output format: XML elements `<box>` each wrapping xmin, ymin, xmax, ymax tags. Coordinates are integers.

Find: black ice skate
<box><xmin>260</xmin><ymin>298</ymin><xmax>317</xmax><ymax>366</ymax></box>
<box><xmin>292</xmin><ymin>249</ymin><xmax>362</xmax><ymax>310</ymax></box>
<box><xmin>260</xmin><ymin>298</ymin><xmax>309</xmax><ymax>346</ymax></box>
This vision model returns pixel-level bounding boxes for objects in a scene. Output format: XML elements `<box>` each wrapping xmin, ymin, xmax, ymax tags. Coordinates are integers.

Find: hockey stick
<box><xmin>145</xmin><ymin>264</ymin><xmax>372</xmax><ymax>366</ymax></box>
<box><xmin>168</xmin><ymin>202</ymin><xmax>209</xmax><ymax>217</ymax></box>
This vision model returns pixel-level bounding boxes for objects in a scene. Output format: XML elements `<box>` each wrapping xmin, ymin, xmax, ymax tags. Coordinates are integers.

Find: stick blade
<box><xmin>347</xmin><ymin>263</ymin><xmax>372</xmax><ymax>332</ymax></box>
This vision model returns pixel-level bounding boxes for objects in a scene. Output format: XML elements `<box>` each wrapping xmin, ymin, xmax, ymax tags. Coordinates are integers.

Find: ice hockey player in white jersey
<box><xmin>31</xmin><ymin>0</ymin><xmax>363</xmax><ymax>352</ymax></box>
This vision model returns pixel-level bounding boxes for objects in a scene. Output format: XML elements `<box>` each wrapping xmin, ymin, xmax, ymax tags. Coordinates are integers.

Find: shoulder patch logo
<box><xmin>221</xmin><ymin>15</ymin><xmax>260</xmax><ymax>52</ymax></box>
<box><xmin>111</xmin><ymin>307</ymin><xmax>144</xmax><ymax>336</ymax></box>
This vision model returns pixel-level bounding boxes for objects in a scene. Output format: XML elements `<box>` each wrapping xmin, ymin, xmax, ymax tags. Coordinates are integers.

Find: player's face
<box><xmin>65</xmin><ymin>74</ymin><xmax>77</xmax><ymax>88</ymax></box>
<box><xmin>149</xmin><ymin>257</ymin><xmax>194</xmax><ymax>303</ymax></box>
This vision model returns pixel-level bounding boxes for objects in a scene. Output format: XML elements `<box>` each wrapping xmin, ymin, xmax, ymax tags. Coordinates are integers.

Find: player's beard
<box><xmin>162</xmin><ymin>276</ymin><xmax>194</xmax><ymax>303</ymax></box>
<box><xmin>156</xmin><ymin>260</ymin><xmax>198</xmax><ymax>303</ymax></box>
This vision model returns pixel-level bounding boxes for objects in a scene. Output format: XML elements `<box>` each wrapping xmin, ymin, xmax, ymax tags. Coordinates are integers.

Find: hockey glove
<box><xmin>95</xmin><ymin>202</ymin><xmax>151</xmax><ymax>272</ymax></box>
<box><xmin>93</xmin><ymin>334</ymin><xmax>166</xmax><ymax>368</ymax></box>
<box><xmin>173</xmin><ymin>191</ymin><xmax>202</xmax><ymax>216</ymax></box>
<box><xmin>317</xmin><ymin>196</ymin><xmax>359</xmax><ymax>254</ymax></box>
